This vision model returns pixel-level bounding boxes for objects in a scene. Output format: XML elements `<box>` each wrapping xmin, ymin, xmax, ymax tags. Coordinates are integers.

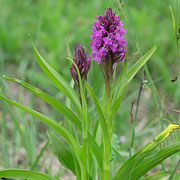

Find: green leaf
<box><xmin>47</xmin><ymin>130</ymin><xmax>76</xmax><ymax>174</ymax></box>
<box><xmin>3</xmin><ymin>75</ymin><xmax>81</xmax><ymax>129</ymax></box>
<box><xmin>65</xmin><ymin>79</ymin><xmax>79</xmax><ymax>140</ymax></box>
<box><xmin>112</xmin><ymin>147</ymin><xmax>126</xmax><ymax>163</ymax></box>
<box><xmin>107</xmin><ymin>82</ymin><xmax>128</xmax><ymax>126</ymax></box>
<box><xmin>67</xmin><ymin>58</ymin><xmax>94</xmax><ymax>179</ymax></box>
<box><xmin>113</xmin><ymin>124</ymin><xmax>180</xmax><ymax>180</ymax></box>
<box><xmin>85</xmin><ymin>82</ymin><xmax>111</xmax><ymax>172</ymax></box>
<box><xmin>29</xmin><ymin>35</ymin><xmax>81</xmax><ymax>116</ymax></box>
<box><xmin>126</xmin><ymin>45</ymin><xmax>157</xmax><ymax>83</ymax></box>
<box><xmin>87</xmin><ymin>132</ymin><xmax>103</xmax><ymax>174</ymax></box>
<box><xmin>112</xmin><ymin>51</ymin><xmax>128</xmax><ymax>100</ymax></box>
<box><xmin>66</xmin><ymin>58</ymin><xmax>88</xmax><ymax>139</ymax></box>
<box><xmin>0</xmin><ymin>95</ymin><xmax>86</xmax><ymax>178</ymax></box>
<box><xmin>132</xmin><ymin>142</ymin><xmax>180</xmax><ymax>179</ymax></box>
<box><xmin>112</xmin><ymin>45</ymin><xmax>157</xmax><ymax>94</ymax></box>
<box><xmin>0</xmin><ymin>169</ymin><xmax>55</xmax><ymax>180</ymax></box>
<box><xmin>142</xmin><ymin>171</ymin><xmax>171</xmax><ymax>180</ymax></box>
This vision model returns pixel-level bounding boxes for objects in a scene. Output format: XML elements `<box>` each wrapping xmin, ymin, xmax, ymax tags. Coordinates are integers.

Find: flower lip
<box><xmin>89</xmin><ymin>7</ymin><xmax>127</xmax><ymax>64</ymax></box>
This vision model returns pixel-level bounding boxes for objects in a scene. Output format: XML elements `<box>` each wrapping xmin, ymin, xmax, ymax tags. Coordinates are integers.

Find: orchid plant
<box><xmin>0</xmin><ymin>7</ymin><xmax>180</xmax><ymax>180</ymax></box>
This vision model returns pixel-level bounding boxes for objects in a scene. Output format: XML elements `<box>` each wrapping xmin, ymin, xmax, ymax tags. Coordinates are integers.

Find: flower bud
<box><xmin>70</xmin><ymin>42</ymin><xmax>90</xmax><ymax>83</ymax></box>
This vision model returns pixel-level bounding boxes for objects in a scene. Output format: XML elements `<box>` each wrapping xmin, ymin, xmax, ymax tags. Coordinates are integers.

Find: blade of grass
<box><xmin>169</xmin><ymin>159</ymin><xmax>180</xmax><ymax>180</ymax></box>
<box><xmin>0</xmin><ymin>37</ymin><xmax>10</xmax><ymax>168</ymax></box>
<box><xmin>31</xmin><ymin>139</ymin><xmax>50</xmax><ymax>171</ymax></box>
<box><xmin>0</xmin><ymin>89</ymin><xmax>11</xmax><ymax>167</ymax></box>
<box><xmin>130</xmin><ymin>71</ymin><xmax>144</xmax><ymax>156</ymax></box>
<box><xmin>169</xmin><ymin>5</ymin><xmax>176</xmax><ymax>33</ymax></box>
<box><xmin>1</xmin><ymin>78</ymin><xmax>37</xmax><ymax>166</ymax></box>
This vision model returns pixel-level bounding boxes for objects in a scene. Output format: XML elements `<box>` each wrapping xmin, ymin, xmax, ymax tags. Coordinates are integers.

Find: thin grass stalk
<box><xmin>169</xmin><ymin>160</ymin><xmax>180</xmax><ymax>180</ymax></box>
<box><xmin>122</xmin><ymin>1</ymin><xmax>146</xmax><ymax>157</ymax></box>
<box><xmin>28</xmin><ymin>18</ymin><xmax>42</xmax><ymax>166</ymax></box>
<box><xmin>0</xmin><ymin>46</ymin><xmax>11</xmax><ymax>167</ymax></box>
<box><xmin>130</xmin><ymin>75</ymin><xmax>144</xmax><ymax>156</ymax></box>
<box><xmin>0</xmin><ymin>89</ymin><xmax>11</xmax><ymax>167</ymax></box>
<box><xmin>1</xmin><ymin>78</ymin><xmax>34</xmax><ymax>166</ymax></box>
<box><xmin>31</xmin><ymin>139</ymin><xmax>50</xmax><ymax>171</ymax></box>
<box><xmin>175</xmin><ymin>0</ymin><xmax>180</xmax><ymax>58</ymax></box>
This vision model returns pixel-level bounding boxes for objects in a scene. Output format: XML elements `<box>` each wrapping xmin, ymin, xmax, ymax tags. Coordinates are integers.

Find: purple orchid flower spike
<box><xmin>89</xmin><ymin>7</ymin><xmax>127</xmax><ymax>67</ymax></box>
<box><xmin>89</xmin><ymin>8</ymin><xmax>127</xmax><ymax>116</ymax></box>
<box><xmin>70</xmin><ymin>42</ymin><xmax>90</xmax><ymax>84</ymax></box>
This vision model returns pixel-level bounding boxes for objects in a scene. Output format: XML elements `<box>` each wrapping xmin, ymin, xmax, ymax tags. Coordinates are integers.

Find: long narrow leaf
<box><xmin>113</xmin><ymin>124</ymin><xmax>180</xmax><ymax>180</ymax></box>
<box><xmin>3</xmin><ymin>75</ymin><xmax>81</xmax><ymax>129</ymax></box>
<box><xmin>112</xmin><ymin>51</ymin><xmax>128</xmax><ymax>100</ymax></box>
<box><xmin>65</xmin><ymin>79</ymin><xmax>79</xmax><ymax>140</ymax></box>
<box><xmin>85</xmin><ymin>82</ymin><xmax>111</xmax><ymax>172</ymax></box>
<box><xmin>0</xmin><ymin>169</ymin><xmax>55</xmax><ymax>180</ymax></box>
<box><xmin>67</xmin><ymin>58</ymin><xmax>88</xmax><ymax>148</ymax></box>
<box><xmin>112</xmin><ymin>147</ymin><xmax>126</xmax><ymax>163</ymax></box>
<box><xmin>142</xmin><ymin>171</ymin><xmax>171</xmax><ymax>180</ymax></box>
<box><xmin>112</xmin><ymin>45</ymin><xmax>157</xmax><ymax>94</ymax></box>
<box><xmin>169</xmin><ymin>5</ymin><xmax>176</xmax><ymax>33</ymax></box>
<box><xmin>126</xmin><ymin>45</ymin><xmax>157</xmax><ymax>83</ymax></box>
<box><xmin>47</xmin><ymin>130</ymin><xmax>76</xmax><ymax>174</ymax></box>
<box><xmin>107</xmin><ymin>82</ymin><xmax>128</xmax><ymax>126</ymax></box>
<box><xmin>29</xmin><ymin>35</ymin><xmax>81</xmax><ymax>116</ymax></box>
<box><xmin>132</xmin><ymin>142</ymin><xmax>180</xmax><ymax>179</ymax></box>
<box><xmin>87</xmin><ymin>132</ymin><xmax>103</xmax><ymax>173</ymax></box>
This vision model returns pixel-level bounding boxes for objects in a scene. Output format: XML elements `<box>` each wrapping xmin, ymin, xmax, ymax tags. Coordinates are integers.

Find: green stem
<box><xmin>103</xmin><ymin>56</ymin><xmax>112</xmax><ymax>180</ymax></box>
<box><xmin>104</xmin><ymin>168</ymin><xmax>110</xmax><ymax>180</ymax></box>
<box><xmin>105</xmin><ymin>57</ymin><xmax>111</xmax><ymax>118</ymax></box>
<box><xmin>82</xmin><ymin>136</ymin><xmax>87</xmax><ymax>158</ymax></box>
<box><xmin>79</xmin><ymin>81</ymin><xmax>88</xmax><ymax>179</ymax></box>
<box><xmin>105</xmin><ymin>76</ymin><xmax>110</xmax><ymax>116</ymax></box>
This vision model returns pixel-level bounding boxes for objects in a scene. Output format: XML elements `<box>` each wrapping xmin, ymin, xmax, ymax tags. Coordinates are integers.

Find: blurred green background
<box><xmin>0</xmin><ymin>0</ymin><xmax>179</xmax><ymax>178</ymax></box>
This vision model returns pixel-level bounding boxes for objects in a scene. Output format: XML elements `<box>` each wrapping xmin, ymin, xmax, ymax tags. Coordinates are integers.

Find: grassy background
<box><xmin>0</xmin><ymin>0</ymin><xmax>180</xmax><ymax>178</ymax></box>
